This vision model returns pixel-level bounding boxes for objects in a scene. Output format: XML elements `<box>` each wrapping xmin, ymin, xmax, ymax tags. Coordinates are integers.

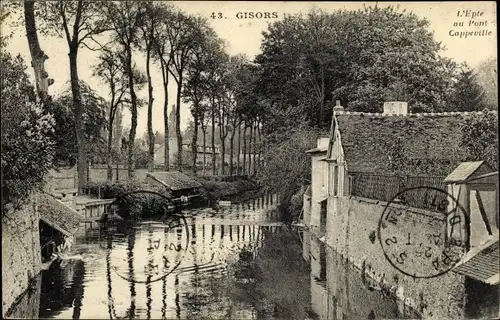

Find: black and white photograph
<box><xmin>1</xmin><ymin>1</ymin><xmax>498</xmax><ymax>319</ymax></box>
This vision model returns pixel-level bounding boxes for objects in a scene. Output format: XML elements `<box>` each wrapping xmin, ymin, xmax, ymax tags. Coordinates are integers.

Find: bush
<box><xmin>84</xmin><ymin>179</ymin><xmax>143</xmax><ymax>199</ymax></box>
<box><xmin>1</xmin><ymin>46</ymin><xmax>55</xmax><ymax>209</ymax></box>
<box><xmin>193</xmin><ymin>175</ymin><xmax>258</xmax><ymax>201</ymax></box>
<box><xmin>83</xmin><ymin>179</ymin><xmax>173</xmax><ymax>219</ymax></box>
<box><xmin>257</xmin><ymin>125</ymin><xmax>319</xmax><ymax>215</ymax></box>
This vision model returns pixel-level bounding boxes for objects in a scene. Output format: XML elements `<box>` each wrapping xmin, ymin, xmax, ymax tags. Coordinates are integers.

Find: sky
<box><xmin>4</xmin><ymin>1</ymin><xmax>497</xmax><ymax>136</ymax></box>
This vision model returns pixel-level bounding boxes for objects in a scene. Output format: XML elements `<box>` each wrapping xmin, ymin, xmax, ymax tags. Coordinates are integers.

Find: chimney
<box><xmin>317</xmin><ymin>136</ymin><xmax>329</xmax><ymax>149</ymax></box>
<box><xmin>383</xmin><ymin>101</ymin><xmax>408</xmax><ymax>115</ymax></box>
<box><xmin>333</xmin><ymin>100</ymin><xmax>344</xmax><ymax>112</ymax></box>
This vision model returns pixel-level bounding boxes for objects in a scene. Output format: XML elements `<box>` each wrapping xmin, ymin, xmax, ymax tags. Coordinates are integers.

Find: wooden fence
<box><xmin>350</xmin><ymin>172</ymin><xmax>448</xmax><ymax>211</ymax></box>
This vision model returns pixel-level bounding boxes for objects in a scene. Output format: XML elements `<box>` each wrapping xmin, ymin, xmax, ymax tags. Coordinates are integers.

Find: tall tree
<box><xmin>200</xmin><ymin>104</ymin><xmax>211</xmax><ymax>175</ymax></box>
<box><xmin>256</xmin><ymin>6</ymin><xmax>457</xmax><ymax>133</ymax></box>
<box><xmin>103</xmin><ymin>1</ymin><xmax>144</xmax><ymax>178</ymax></box>
<box><xmin>183</xmin><ymin>26</ymin><xmax>218</xmax><ymax>175</ymax></box>
<box><xmin>242</xmin><ymin>122</ymin><xmax>248</xmax><ymax>175</ymax></box>
<box><xmin>50</xmin><ymin>82</ymin><xmax>108</xmax><ymax>167</ymax></box>
<box><xmin>93</xmin><ymin>48</ymin><xmax>129</xmax><ymax>180</ymax></box>
<box><xmin>230</xmin><ymin>59</ymin><xmax>259</xmax><ymax>176</ymax></box>
<box><xmin>138</xmin><ymin>1</ymin><xmax>162</xmax><ymax>172</ymax></box>
<box><xmin>23</xmin><ymin>0</ymin><xmax>107</xmax><ymax>192</ymax></box>
<box><xmin>475</xmin><ymin>57</ymin><xmax>498</xmax><ymax>110</ymax></box>
<box><xmin>152</xmin><ymin>4</ymin><xmax>175</xmax><ymax>171</ymax></box>
<box><xmin>167</xmin><ymin>12</ymin><xmax>205</xmax><ymax>170</ymax></box>
<box><xmin>448</xmin><ymin>63</ymin><xmax>486</xmax><ymax>112</ymax></box>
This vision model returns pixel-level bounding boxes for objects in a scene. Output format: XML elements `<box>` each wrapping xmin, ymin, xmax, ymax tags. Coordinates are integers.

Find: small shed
<box><xmin>38</xmin><ymin>194</ymin><xmax>83</xmax><ymax>262</ymax></box>
<box><xmin>444</xmin><ymin>161</ymin><xmax>499</xmax><ymax>286</ymax></box>
<box><xmin>444</xmin><ymin>161</ymin><xmax>498</xmax><ymax>249</ymax></box>
<box><xmin>145</xmin><ymin>171</ymin><xmax>203</xmax><ymax>199</ymax></box>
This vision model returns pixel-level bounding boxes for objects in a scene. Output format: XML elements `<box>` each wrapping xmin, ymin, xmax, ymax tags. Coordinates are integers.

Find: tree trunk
<box><xmin>202</xmin><ymin>129</ymin><xmax>206</xmax><ymax>176</ymax></box>
<box><xmin>229</xmin><ymin>128</ymin><xmax>236</xmax><ymax>176</ymax></box>
<box><xmin>106</xmin><ymin>113</ymin><xmax>114</xmax><ymax>181</ymax></box>
<box><xmin>257</xmin><ymin>120</ymin><xmax>262</xmax><ymax>173</ymax></box>
<box><xmin>242</xmin><ymin>124</ymin><xmax>247</xmax><ymax>175</ymax></box>
<box><xmin>237</xmin><ymin>123</ymin><xmax>241</xmax><ymax>175</ymax></box>
<box><xmin>248</xmin><ymin>124</ymin><xmax>253</xmax><ymax>175</ymax></box>
<box><xmin>252</xmin><ymin>122</ymin><xmax>257</xmax><ymax>176</ymax></box>
<box><xmin>146</xmin><ymin>45</ymin><xmax>154</xmax><ymax>172</ymax></box>
<box><xmin>220</xmin><ymin>136</ymin><xmax>225</xmax><ymax>176</ymax></box>
<box><xmin>219</xmin><ymin>106</ymin><xmax>225</xmax><ymax>176</ymax></box>
<box><xmin>211</xmin><ymin>100</ymin><xmax>216</xmax><ymax>175</ymax></box>
<box><xmin>160</xmin><ymin>60</ymin><xmax>170</xmax><ymax>171</ymax></box>
<box><xmin>319</xmin><ymin>63</ymin><xmax>325</xmax><ymax>127</ymax></box>
<box><xmin>191</xmin><ymin>111</ymin><xmax>199</xmax><ymax>175</ymax></box>
<box><xmin>69</xmin><ymin>49</ymin><xmax>87</xmax><ymax>193</ymax></box>
<box><xmin>175</xmin><ymin>75</ymin><xmax>183</xmax><ymax>171</ymax></box>
<box><xmin>126</xmin><ymin>46</ymin><xmax>138</xmax><ymax>178</ymax></box>
<box><xmin>23</xmin><ymin>0</ymin><xmax>51</xmax><ymax>102</ymax></box>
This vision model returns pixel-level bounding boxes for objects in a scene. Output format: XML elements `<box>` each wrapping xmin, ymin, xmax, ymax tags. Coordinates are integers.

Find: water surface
<box><xmin>8</xmin><ymin>195</ymin><xmax>421</xmax><ymax>319</ymax></box>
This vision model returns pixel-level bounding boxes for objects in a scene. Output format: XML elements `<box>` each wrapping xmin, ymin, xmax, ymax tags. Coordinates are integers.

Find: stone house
<box><xmin>304</xmin><ymin>136</ymin><xmax>329</xmax><ymax>236</ymax></box>
<box><xmin>306</xmin><ymin>100</ymin><xmax>499</xmax><ymax>318</ymax></box>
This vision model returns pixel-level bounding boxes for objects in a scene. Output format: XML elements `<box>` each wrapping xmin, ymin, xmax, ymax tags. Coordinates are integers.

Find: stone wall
<box><xmin>326</xmin><ymin>196</ymin><xmax>466</xmax><ymax>319</ymax></box>
<box><xmin>4</xmin><ymin>276</ymin><xmax>41</xmax><ymax>319</ymax></box>
<box><xmin>2</xmin><ymin>194</ymin><xmax>42</xmax><ymax>317</ymax></box>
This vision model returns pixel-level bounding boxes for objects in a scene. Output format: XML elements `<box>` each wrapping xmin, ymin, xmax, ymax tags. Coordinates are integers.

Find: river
<box><xmin>8</xmin><ymin>195</ymin><xmax>421</xmax><ymax>319</ymax></box>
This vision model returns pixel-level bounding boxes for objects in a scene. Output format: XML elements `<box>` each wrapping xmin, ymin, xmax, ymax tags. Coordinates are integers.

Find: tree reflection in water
<box><xmin>38</xmin><ymin>259</ymin><xmax>85</xmax><ymax>319</ymax></box>
<box><xmin>223</xmin><ymin>227</ymin><xmax>313</xmax><ymax>320</ymax></box>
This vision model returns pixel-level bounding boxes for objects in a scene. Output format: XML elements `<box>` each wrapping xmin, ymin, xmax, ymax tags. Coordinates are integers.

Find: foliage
<box><xmin>447</xmin><ymin>63</ymin><xmax>486</xmax><ymax>111</ymax></box>
<box><xmin>84</xmin><ymin>179</ymin><xmax>172</xmax><ymax>219</ymax></box>
<box><xmin>47</xmin><ymin>82</ymin><xmax>107</xmax><ymax>166</ymax></box>
<box><xmin>475</xmin><ymin>57</ymin><xmax>498</xmax><ymax>110</ymax></box>
<box><xmin>256</xmin><ymin>6</ymin><xmax>457</xmax><ymax>132</ymax></box>
<box><xmin>84</xmin><ymin>179</ymin><xmax>142</xmax><ymax>198</ymax></box>
<box><xmin>1</xmin><ymin>47</ymin><xmax>55</xmax><ymax>208</ymax></box>
<box><xmin>461</xmin><ymin>109</ymin><xmax>499</xmax><ymax>170</ymax></box>
<box><xmin>133</xmin><ymin>139</ymin><xmax>150</xmax><ymax>169</ymax></box>
<box><xmin>193</xmin><ymin>175</ymin><xmax>258</xmax><ymax>201</ymax></box>
<box><xmin>257</xmin><ymin>125</ymin><xmax>319</xmax><ymax>214</ymax></box>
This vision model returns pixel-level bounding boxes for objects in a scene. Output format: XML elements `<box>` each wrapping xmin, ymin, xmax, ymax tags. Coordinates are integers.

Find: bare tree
<box><xmin>103</xmin><ymin>1</ymin><xmax>145</xmax><ymax>178</ymax></box>
<box><xmin>152</xmin><ymin>4</ymin><xmax>175</xmax><ymax>171</ymax></box>
<box><xmin>167</xmin><ymin>12</ymin><xmax>206</xmax><ymax>170</ymax></box>
<box><xmin>93</xmin><ymin>48</ymin><xmax>128</xmax><ymax>181</ymax></box>
<box><xmin>138</xmin><ymin>1</ymin><xmax>163</xmax><ymax>172</ymax></box>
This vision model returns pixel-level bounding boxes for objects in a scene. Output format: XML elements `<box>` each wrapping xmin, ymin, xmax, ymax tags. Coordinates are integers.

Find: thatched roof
<box><xmin>146</xmin><ymin>171</ymin><xmax>202</xmax><ymax>191</ymax></box>
<box><xmin>38</xmin><ymin>194</ymin><xmax>82</xmax><ymax>237</ymax></box>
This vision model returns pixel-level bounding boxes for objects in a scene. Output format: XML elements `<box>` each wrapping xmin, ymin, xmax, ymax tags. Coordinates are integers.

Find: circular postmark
<box><xmin>377</xmin><ymin>186</ymin><xmax>469</xmax><ymax>278</ymax></box>
<box><xmin>106</xmin><ymin>214</ymin><xmax>190</xmax><ymax>284</ymax></box>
